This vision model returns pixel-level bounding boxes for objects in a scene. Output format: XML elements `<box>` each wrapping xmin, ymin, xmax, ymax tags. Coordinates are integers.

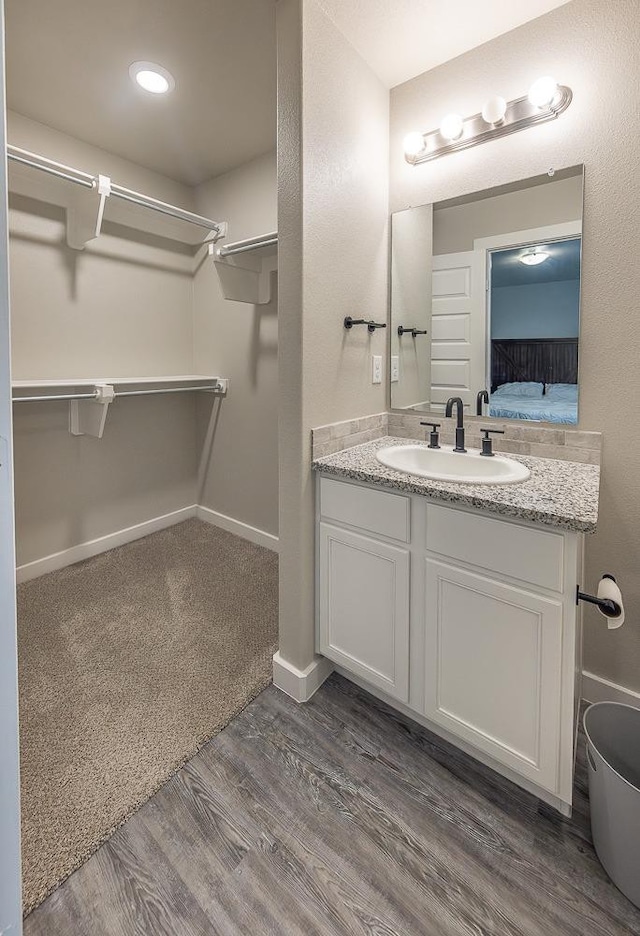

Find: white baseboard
<box><xmin>16</xmin><ymin>505</ymin><xmax>198</xmax><ymax>584</ymax></box>
<box><xmin>17</xmin><ymin>504</ymin><xmax>279</xmax><ymax>583</ymax></box>
<box><xmin>582</xmin><ymin>671</ymin><xmax>640</xmax><ymax>709</ymax></box>
<box><xmin>196</xmin><ymin>505</ymin><xmax>279</xmax><ymax>553</ymax></box>
<box><xmin>272</xmin><ymin>651</ymin><xmax>333</xmax><ymax>703</ymax></box>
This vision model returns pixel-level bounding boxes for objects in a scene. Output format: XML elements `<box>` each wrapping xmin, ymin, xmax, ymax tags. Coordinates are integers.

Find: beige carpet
<box><xmin>17</xmin><ymin>518</ymin><xmax>278</xmax><ymax>915</ymax></box>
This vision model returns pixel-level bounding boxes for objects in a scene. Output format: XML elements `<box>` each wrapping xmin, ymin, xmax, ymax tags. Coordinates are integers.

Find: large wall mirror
<box><xmin>390</xmin><ymin>166</ymin><xmax>584</xmax><ymax>424</ymax></box>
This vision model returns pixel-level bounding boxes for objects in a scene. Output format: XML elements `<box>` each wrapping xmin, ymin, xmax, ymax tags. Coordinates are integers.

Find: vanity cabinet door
<box><xmin>424</xmin><ymin>558</ymin><xmax>563</xmax><ymax>792</ymax></box>
<box><xmin>318</xmin><ymin>522</ymin><xmax>410</xmax><ymax>702</ymax></box>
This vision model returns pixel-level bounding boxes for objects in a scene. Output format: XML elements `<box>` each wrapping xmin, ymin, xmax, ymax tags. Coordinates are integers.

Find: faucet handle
<box><xmin>420</xmin><ymin>421</ymin><xmax>441</xmax><ymax>449</ymax></box>
<box><xmin>480</xmin><ymin>427</ymin><xmax>505</xmax><ymax>457</ymax></box>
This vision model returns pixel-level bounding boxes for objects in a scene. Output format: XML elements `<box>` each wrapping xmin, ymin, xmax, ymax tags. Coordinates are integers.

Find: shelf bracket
<box><xmin>66</xmin><ymin>175</ymin><xmax>111</xmax><ymax>250</ymax></box>
<box><xmin>69</xmin><ymin>383</ymin><xmax>114</xmax><ymax>438</ymax></box>
<box><xmin>204</xmin><ymin>220</ymin><xmax>228</xmax><ymax>244</ymax></box>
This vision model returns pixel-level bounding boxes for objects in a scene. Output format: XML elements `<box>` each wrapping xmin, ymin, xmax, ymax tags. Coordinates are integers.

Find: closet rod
<box><xmin>7</xmin><ymin>146</ymin><xmax>95</xmax><ymax>189</ymax></box>
<box><xmin>13</xmin><ymin>392</ymin><xmax>100</xmax><ymax>403</ymax></box>
<box><xmin>108</xmin><ymin>184</ymin><xmax>223</xmax><ymax>235</ymax></box>
<box><xmin>216</xmin><ymin>232</ymin><xmax>278</xmax><ymax>258</ymax></box>
<box><xmin>6</xmin><ymin>145</ymin><xmax>225</xmax><ymax>236</ymax></box>
<box><xmin>13</xmin><ymin>385</ymin><xmax>224</xmax><ymax>404</ymax></box>
<box><xmin>113</xmin><ymin>385</ymin><xmax>222</xmax><ymax>398</ymax></box>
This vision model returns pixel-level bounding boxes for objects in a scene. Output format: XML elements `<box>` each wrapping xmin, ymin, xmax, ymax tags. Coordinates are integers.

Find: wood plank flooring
<box><xmin>24</xmin><ymin>674</ymin><xmax>640</xmax><ymax>935</ymax></box>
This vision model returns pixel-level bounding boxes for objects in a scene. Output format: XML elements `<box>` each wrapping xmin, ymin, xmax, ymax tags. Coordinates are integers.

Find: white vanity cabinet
<box><xmin>316</xmin><ymin>474</ymin><xmax>583</xmax><ymax>815</ymax></box>
<box><xmin>318</xmin><ymin>478</ymin><xmax>411</xmax><ymax>701</ymax></box>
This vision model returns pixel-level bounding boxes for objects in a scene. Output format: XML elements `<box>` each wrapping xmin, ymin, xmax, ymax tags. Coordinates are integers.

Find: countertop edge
<box><xmin>312</xmin><ymin>440</ymin><xmax>599</xmax><ymax>536</ymax></box>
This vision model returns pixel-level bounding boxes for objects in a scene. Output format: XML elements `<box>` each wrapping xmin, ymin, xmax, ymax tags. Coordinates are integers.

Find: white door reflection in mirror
<box><xmin>430</xmin><ymin>251</ymin><xmax>484</xmax><ymax>414</ymax></box>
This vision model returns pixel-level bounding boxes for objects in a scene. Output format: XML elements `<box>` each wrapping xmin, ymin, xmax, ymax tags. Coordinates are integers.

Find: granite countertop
<box><xmin>312</xmin><ymin>436</ymin><xmax>600</xmax><ymax>534</ymax></box>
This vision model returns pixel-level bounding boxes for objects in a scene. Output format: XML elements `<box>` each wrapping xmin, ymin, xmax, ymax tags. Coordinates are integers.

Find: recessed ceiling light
<box><xmin>520</xmin><ymin>248</ymin><xmax>550</xmax><ymax>266</ymax></box>
<box><xmin>129</xmin><ymin>61</ymin><xmax>175</xmax><ymax>95</ymax></box>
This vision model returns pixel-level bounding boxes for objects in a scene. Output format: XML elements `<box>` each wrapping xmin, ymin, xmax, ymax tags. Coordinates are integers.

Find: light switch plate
<box><xmin>391</xmin><ymin>355</ymin><xmax>399</xmax><ymax>383</ymax></box>
<box><xmin>372</xmin><ymin>355</ymin><xmax>382</xmax><ymax>384</ymax></box>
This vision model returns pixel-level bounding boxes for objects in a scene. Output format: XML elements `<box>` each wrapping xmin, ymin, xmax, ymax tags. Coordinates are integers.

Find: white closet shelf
<box><xmin>13</xmin><ymin>375</ymin><xmax>225</xmax><ymax>391</ymax></box>
<box><xmin>211</xmin><ymin>231</ymin><xmax>278</xmax><ymax>305</ymax></box>
<box><xmin>7</xmin><ymin>145</ymin><xmax>228</xmax><ymax>250</ymax></box>
<box><xmin>13</xmin><ymin>376</ymin><xmax>228</xmax><ymax>438</ymax></box>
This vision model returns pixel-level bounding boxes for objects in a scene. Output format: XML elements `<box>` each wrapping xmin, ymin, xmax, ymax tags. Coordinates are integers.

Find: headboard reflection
<box><xmin>491</xmin><ymin>338</ymin><xmax>578</xmax><ymax>392</ymax></box>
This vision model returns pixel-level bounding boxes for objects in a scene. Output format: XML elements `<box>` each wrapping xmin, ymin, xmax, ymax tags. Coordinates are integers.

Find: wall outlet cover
<box><xmin>372</xmin><ymin>355</ymin><xmax>382</xmax><ymax>384</ymax></box>
<box><xmin>391</xmin><ymin>356</ymin><xmax>399</xmax><ymax>383</ymax></box>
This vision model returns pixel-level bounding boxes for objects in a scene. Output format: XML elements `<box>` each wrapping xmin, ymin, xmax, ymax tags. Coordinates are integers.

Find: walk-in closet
<box><xmin>6</xmin><ymin>0</ymin><xmax>279</xmax><ymax>914</ymax></box>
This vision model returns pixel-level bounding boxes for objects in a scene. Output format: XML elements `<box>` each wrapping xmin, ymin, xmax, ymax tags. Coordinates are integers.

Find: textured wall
<box><xmin>301</xmin><ymin>1</ymin><xmax>389</xmax><ymax>431</ymax></box>
<box><xmin>193</xmin><ymin>152</ymin><xmax>278</xmax><ymax>537</ymax></box>
<box><xmin>276</xmin><ymin>0</ymin><xmax>309</xmax><ymax>670</ymax></box>
<box><xmin>8</xmin><ymin>111</ymin><xmax>195</xmax><ymax>209</ymax></box>
<box><xmin>8</xmin><ymin>114</ymin><xmax>198</xmax><ymax>564</ymax></box>
<box><xmin>13</xmin><ymin>394</ymin><xmax>198</xmax><ymax>566</ymax></box>
<box><xmin>10</xmin><ymin>117</ymin><xmax>279</xmax><ymax>562</ymax></box>
<box><xmin>276</xmin><ymin>0</ymin><xmax>389</xmax><ymax>670</ymax></box>
<box><xmin>8</xmin><ymin>112</ymin><xmax>196</xmax><ymax>380</ymax></box>
<box><xmin>390</xmin><ymin>0</ymin><xmax>640</xmax><ymax>690</ymax></box>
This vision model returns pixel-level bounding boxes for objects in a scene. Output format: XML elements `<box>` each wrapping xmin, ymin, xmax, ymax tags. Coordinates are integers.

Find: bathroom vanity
<box><xmin>313</xmin><ymin>437</ymin><xmax>600</xmax><ymax>815</ymax></box>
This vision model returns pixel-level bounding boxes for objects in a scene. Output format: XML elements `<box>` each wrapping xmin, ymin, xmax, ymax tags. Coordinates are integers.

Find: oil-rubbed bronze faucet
<box><xmin>445</xmin><ymin>396</ymin><xmax>466</xmax><ymax>452</ymax></box>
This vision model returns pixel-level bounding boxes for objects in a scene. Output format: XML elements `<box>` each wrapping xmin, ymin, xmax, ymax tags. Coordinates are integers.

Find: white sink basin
<box><xmin>376</xmin><ymin>444</ymin><xmax>530</xmax><ymax>485</ymax></box>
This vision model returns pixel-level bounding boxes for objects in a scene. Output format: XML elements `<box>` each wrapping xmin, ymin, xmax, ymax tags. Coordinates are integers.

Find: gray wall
<box><xmin>8</xmin><ymin>113</ymin><xmax>199</xmax><ymax>566</ymax></box>
<box><xmin>433</xmin><ymin>174</ymin><xmax>583</xmax><ymax>255</ymax></box>
<box><xmin>277</xmin><ymin>0</ymin><xmax>389</xmax><ymax>671</ymax></box>
<box><xmin>9</xmin><ymin>113</ymin><xmax>279</xmax><ymax>565</ymax></box>
<box><xmin>193</xmin><ymin>151</ymin><xmax>278</xmax><ymax>537</ymax></box>
<box><xmin>491</xmin><ymin>281</ymin><xmax>580</xmax><ymax>340</ymax></box>
<box><xmin>390</xmin><ymin>0</ymin><xmax>640</xmax><ymax>691</ymax></box>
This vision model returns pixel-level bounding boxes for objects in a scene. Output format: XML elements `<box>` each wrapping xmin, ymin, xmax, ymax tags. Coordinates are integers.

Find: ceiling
<box><xmin>315</xmin><ymin>0</ymin><xmax>572</xmax><ymax>89</ymax></box>
<box><xmin>5</xmin><ymin>0</ymin><xmax>573</xmax><ymax>186</ymax></box>
<box><xmin>491</xmin><ymin>238</ymin><xmax>581</xmax><ymax>288</ymax></box>
<box><xmin>5</xmin><ymin>0</ymin><xmax>277</xmax><ymax>186</ymax></box>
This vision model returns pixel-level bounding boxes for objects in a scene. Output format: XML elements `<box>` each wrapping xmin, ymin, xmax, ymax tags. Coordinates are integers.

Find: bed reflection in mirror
<box><xmin>390</xmin><ymin>166</ymin><xmax>583</xmax><ymax>425</ymax></box>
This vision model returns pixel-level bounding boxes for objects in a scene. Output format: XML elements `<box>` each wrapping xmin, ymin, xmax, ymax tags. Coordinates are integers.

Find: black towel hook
<box><xmin>397</xmin><ymin>326</ymin><xmax>428</xmax><ymax>337</ymax></box>
<box><xmin>344</xmin><ymin>316</ymin><xmax>387</xmax><ymax>334</ymax></box>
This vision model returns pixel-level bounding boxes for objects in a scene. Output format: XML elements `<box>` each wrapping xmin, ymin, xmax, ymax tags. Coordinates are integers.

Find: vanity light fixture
<box><xmin>481</xmin><ymin>95</ymin><xmax>507</xmax><ymax>126</ymax></box>
<box><xmin>439</xmin><ymin>113</ymin><xmax>464</xmax><ymax>141</ymax></box>
<box><xmin>403</xmin><ymin>131</ymin><xmax>427</xmax><ymax>159</ymax></box>
<box><xmin>519</xmin><ymin>248</ymin><xmax>550</xmax><ymax>266</ymax></box>
<box><xmin>403</xmin><ymin>77</ymin><xmax>572</xmax><ymax>164</ymax></box>
<box><xmin>528</xmin><ymin>76</ymin><xmax>559</xmax><ymax>108</ymax></box>
<box><xmin>129</xmin><ymin>61</ymin><xmax>175</xmax><ymax>95</ymax></box>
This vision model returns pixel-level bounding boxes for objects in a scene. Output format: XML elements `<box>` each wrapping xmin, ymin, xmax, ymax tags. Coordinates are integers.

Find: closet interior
<box><xmin>6</xmin><ymin>0</ymin><xmax>279</xmax><ymax>916</ymax></box>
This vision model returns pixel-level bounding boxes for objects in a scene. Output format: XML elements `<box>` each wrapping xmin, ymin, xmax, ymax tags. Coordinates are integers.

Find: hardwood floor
<box><xmin>25</xmin><ymin>674</ymin><xmax>640</xmax><ymax>935</ymax></box>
